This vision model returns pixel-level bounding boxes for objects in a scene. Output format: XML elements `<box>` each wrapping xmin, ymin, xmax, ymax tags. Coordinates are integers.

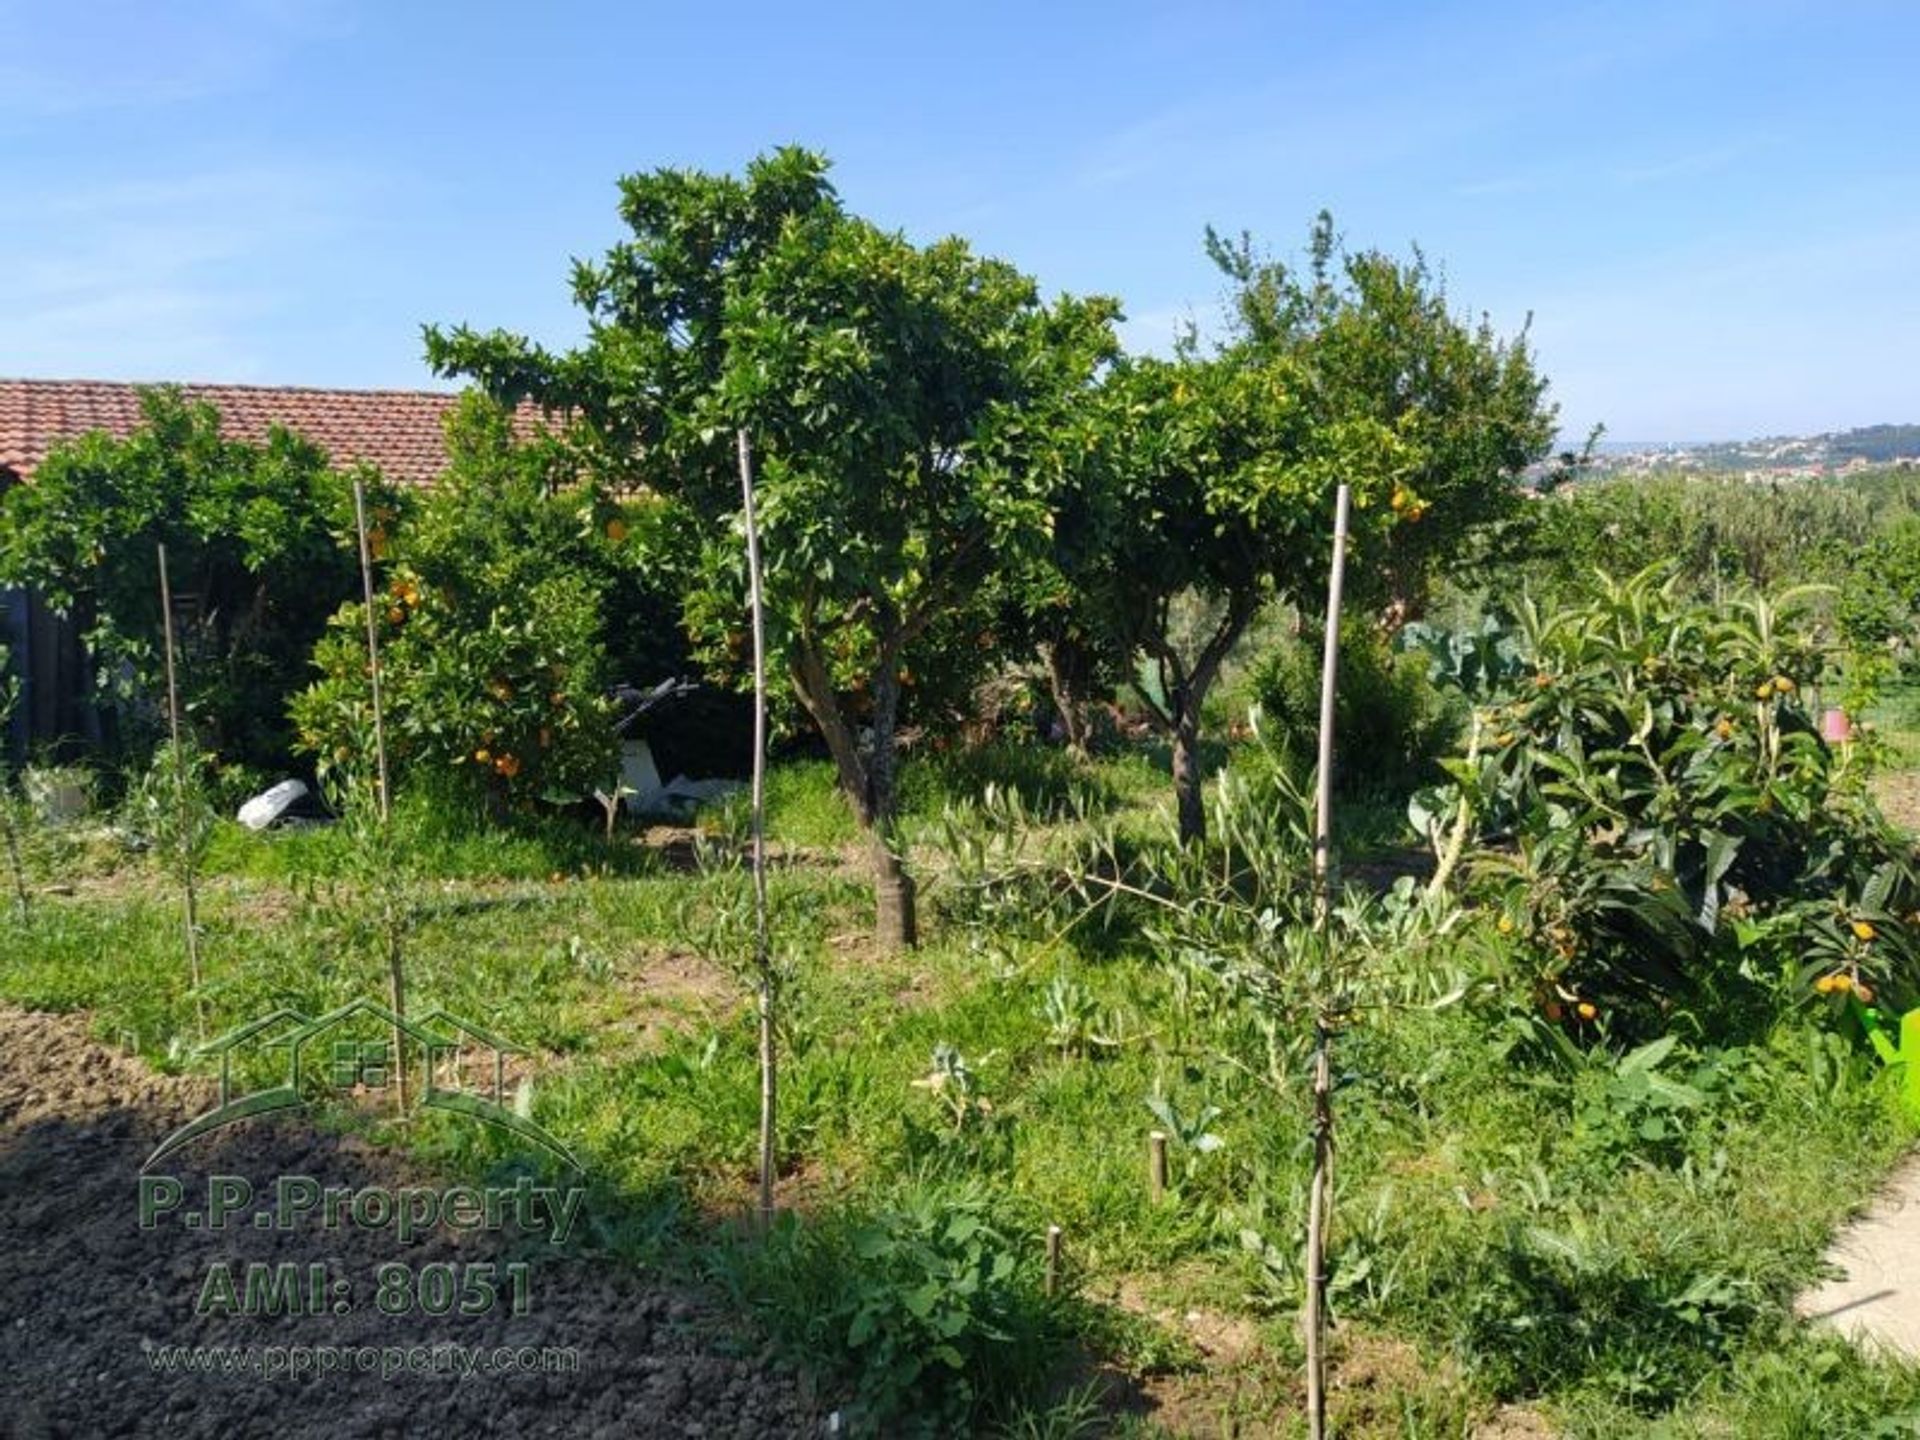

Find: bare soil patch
<box><xmin>1872</xmin><ymin>770</ymin><xmax>1920</xmax><ymax>835</ymax></box>
<box><xmin>633</xmin><ymin>825</ymin><xmax>846</xmax><ymax>875</ymax></box>
<box><xmin>585</xmin><ymin>950</ymin><xmax>743</xmax><ymax>1060</ymax></box>
<box><xmin>0</xmin><ymin>1005</ymin><xmax>817</xmax><ymax>1438</ymax></box>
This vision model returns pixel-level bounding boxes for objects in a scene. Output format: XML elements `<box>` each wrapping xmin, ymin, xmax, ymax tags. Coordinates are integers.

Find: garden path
<box><xmin>1799</xmin><ymin>1153</ymin><xmax>1920</xmax><ymax>1356</ymax></box>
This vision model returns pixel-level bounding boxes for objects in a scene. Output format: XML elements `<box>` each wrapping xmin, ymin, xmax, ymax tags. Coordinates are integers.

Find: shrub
<box><xmin>1838</xmin><ymin>514</ymin><xmax>1920</xmax><ymax>676</ymax></box>
<box><xmin>296</xmin><ymin>572</ymin><xmax>613</xmax><ymax>807</ymax></box>
<box><xmin>291</xmin><ymin>396</ymin><xmax>663</xmax><ymax>806</ymax></box>
<box><xmin>1246</xmin><ymin>624</ymin><xmax>1454</xmax><ymax>795</ymax></box>
<box><xmin>1516</xmin><ymin>471</ymin><xmax>1883</xmax><ymax>608</ymax></box>
<box><xmin>706</xmin><ymin>1184</ymin><xmax>1059</xmax><ymax>1435</ymax></box>
<box><xmin>1434</xmin><ymin>568</ymin><xmax>1920</xmax><ymax>1028</ymax></box>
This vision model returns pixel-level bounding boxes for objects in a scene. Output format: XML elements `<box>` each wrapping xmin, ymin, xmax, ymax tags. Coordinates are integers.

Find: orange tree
<box><xmin>1017</xmin><ymin>216</ymin><xmax>1556</xmax><ymax>843</ymax></box>
<box><xmin>424</xmin><ymin>148</ymin><xmax>1118</xmax><ymax>950</ymax></box>
<box><xmin>1058</xmin><ymin>350</ymin><xmax>1406</xmax><ymax>845</ymax></box>
<box><xmin>1207</xmin><ymin>213</ymin><xmax>1559</xmax><ymax>631</ymax></box>
<box><xmin>291</xmin><ymin>396</ymin><xmax>664</xmax><ymax>808</ymax></box>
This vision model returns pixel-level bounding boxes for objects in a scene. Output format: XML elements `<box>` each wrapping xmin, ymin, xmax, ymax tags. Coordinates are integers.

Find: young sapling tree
<box><xmin>352</xmin><ymin>478</ymin><xmax>407</xmax><ymax>1111</ymax></box>
<box><xmin>0</xmin><ymin>651</ymin><xmax>27</xmax><ymax>918</ymax></box>
<box><xmin>156</xmin><ymin>543</ymin><xmax>208</xmax><ymax>1037</ymax></box>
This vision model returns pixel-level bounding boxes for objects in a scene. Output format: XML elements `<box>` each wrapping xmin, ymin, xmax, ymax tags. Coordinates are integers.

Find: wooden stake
<box><xmin>157</xmin><ymin>544</ymin><xmax>206</xmax><ymax>1038</ymax></box>
<box><xmin>1045</xmin><ymin>1224</ymin><xmax>1063</xmax><ymax>1297</ymax></box>
<box><xmin>1148</xmin><ymin>1129</ymin><xmax>1169</xmax><ymax>1203</ymax></box>
<box><xmin>351</xmin><ymin>480</ymin><xmax>392</xmax><ymax>824</ymax></box>
<box><xmin>740</xmin><ymin>429</ymin><xmax>777</xmax><ymax>1233</ymax></box>
<box><xmin>350</xmin><ymin>480</ymin><xmax>405</xmax><ymax>1113</ymax></box>
<box><xmin>1305</xmin><ymin>483</ymin><xmax>1351</xmax><ymax>1440</ymax></box>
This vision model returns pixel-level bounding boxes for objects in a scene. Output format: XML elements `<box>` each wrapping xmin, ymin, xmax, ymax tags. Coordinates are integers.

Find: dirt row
<box><xmin>0</xmin><ymin>1005</ymin><xmax>820</xmax><ymax>1439</ymax></box>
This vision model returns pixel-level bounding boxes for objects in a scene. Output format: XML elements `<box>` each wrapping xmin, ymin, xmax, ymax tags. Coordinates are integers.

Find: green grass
<box><xmin>698</xmin><ymin>741</ymin><xmax>1174</xmax><ymax>852</ymax></box>
<box><xmin>1867</xmin><ymin>680</ymin><xmax>1920</xmax><ymax>767</ymax></box>
<box><xmin>6</xmin><ymin>740</ymin><xmax>1920</xmax><ymax>1434</ymax></box>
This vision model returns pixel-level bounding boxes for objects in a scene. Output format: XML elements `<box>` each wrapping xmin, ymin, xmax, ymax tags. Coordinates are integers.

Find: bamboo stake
<box><xmin>351</xmin><ymin>480</ymin><xmax>392</xmax><ymax>825</ymax></box>
<box><xmin>740</xmin><ymin>429</ymin><xmax>777</xmax><ymax>1233</ymax></box>
<box><xmin>1045</xmin><ymin>1224</ymin><xmax>1063</xmax><ymax>1297</ymax></box>
<box><xmin>1148</xmin><ymin>1130</ymin><xmax>1169</xmax><ymax>1203</ymax></box>
<box><xmin>1305</xmin><ymin>484</ymin><xmax>1351</xmax><ymax>1440</ymax></box>
<box><xmin>157</xmin><ymin>545</ymin><xmax>207</xmax><ymax>1038</ymax></box>
<box><xmin>351</xmin><ymin>480</ymin><xmax>406</xmax><ymax>1113</ymax></box>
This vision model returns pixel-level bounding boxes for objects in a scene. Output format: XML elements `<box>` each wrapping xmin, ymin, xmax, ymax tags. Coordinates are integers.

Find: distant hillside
<box><xmin>1830</xmin><ymin>425</ymin><xmax>1920</xmax><ymax>463</ymax></box>
<box><xmin>1585</xmin><ymin>424</ymin><xmax>1920</xmax><ymax>479</ymax></box>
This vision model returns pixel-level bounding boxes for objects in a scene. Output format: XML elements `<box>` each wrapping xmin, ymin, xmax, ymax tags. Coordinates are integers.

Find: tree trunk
<box><xmin>863</xmin><ymin>665</ymin><xmax>918</xmax><ymax>952</ymax></box>
<box><xmin>788</xmin><ymin>641</ymin><xmax>920</xmax><ymax>954</ymax></box>
<box><xmin>870</xmin><ymin>827</ymin><xmax>919</xmax><ymax>951</ymax></box>
<box><xmin>1172</xmin><ymin>704</ymin><xmax>1205</xmax><ymax>847</ymax></box>
<box><xmin>1042</xmin><ymin>638</ymin><xmax>1095</xmax><ymax>757</ymax></box>
<box><xmin>1151</xmin><ymin>598</ymin><xmax>1256</xmax><ymax>850</ymax></box>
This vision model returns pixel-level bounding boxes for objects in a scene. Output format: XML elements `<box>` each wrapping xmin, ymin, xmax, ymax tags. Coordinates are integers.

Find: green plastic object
<box><xmin>1852</xmin><ymin>998</ymin><xmax>1920</xmax><ymax>1120</ymax></box>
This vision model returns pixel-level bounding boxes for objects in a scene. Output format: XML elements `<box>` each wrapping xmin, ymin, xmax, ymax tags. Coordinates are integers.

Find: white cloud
<box><xmin>0</xmin><ymin>164</ymin><xmax>374</xmax><ymax>381</ymax></box>
<box><xmin>0</xmin><ymin>0</ymin><xmax>352</xmax><ymax>119</ymax></box>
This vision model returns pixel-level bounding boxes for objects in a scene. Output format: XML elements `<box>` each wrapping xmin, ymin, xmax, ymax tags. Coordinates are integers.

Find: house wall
<box><xmin>2</xmin><ymin>586</ymin><xmax>92</xmax><ymax>764</ymax></box>
<box><xmin>2</xmin><ymin>461</ymin><xmax>102</xmax><ymax>763</ymax></box>
<box><xmin>1</xmin><ymin>586</ymin><xmax>25</xmax><ymax>767</ymax></box>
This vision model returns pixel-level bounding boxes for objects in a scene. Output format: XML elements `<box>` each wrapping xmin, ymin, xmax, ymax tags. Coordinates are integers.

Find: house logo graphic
<box><xmin>143</xmin><ymin>998</ymin><xmax>582</xmax><ymax>1173</ymax></box>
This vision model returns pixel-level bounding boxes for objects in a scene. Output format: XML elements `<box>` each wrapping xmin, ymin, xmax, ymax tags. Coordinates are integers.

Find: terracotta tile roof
<box><xmin>0</xmin><ymin>378</ymin><xmax>517</xmax><ymax>486</ymax></box>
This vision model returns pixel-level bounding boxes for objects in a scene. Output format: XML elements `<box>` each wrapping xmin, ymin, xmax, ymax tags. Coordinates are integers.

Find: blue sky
<box><xmin>3</xmin><ymin>0</ymin><xmax>1914</xmax><ymax>442</ymax></box>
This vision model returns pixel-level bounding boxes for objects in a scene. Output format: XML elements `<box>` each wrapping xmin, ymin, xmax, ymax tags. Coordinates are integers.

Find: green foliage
<box><xmin>6</xmin><ymin>734</ymin><xmax>1920</xmax><ymax>1429</ymax></box>
<box><xmin>707</xmin><ymin>1185</ymin><xmax>1058</xmax><ymax>1435</ymax></box>
<box><xmin>701</xmin><ymin>758</ymin><xmax>858</xmax><ymax>847</ymax></box>
<box><xmin>1638</xmin><ymin>1332</ymin><xmax>1920</xmax><ymax>1438</ymax></box>
<box><xmin>1246</xmin><ymin>625</ymin><xmax>1456</xmax><ymax>795</ymax></box>
<box><xmin>124</xmin><ymin>743</ymin><xmax>217</xmax><ymax>890</ymax></box>
<box><xmin>1208</xmin><ymin>210</ymin><xmax>1558</xmax><ymax>624</ymax></box>
<box><xmin>1027</xmin><ymin>211</ymin><xmax>1553</xmax><ymax>842</ymax></box>
<box><xmin>427</xmin><ymin>147</ymin><xmax>1121</xmax><ymax>945</ymax></box>
<box><xmin>291</xmin><ymin>396</ymin><xmax>634</xmax><ymax>805</ymax></box>
<box><xmin>912</xmin><ymin>1042</ymin><xmax>998</xmax><ymax>1133</ymax></box>
<box><xmin>1513</xmin><ymin>467</ymin><xmax>1920</xmax><ymax>616</ymax></box>
<box><xmin>1144</xmin><ymin>1091</ymin><xmax>1226</xmax><ymax>1182</ymax></box>
<box><xmin>0</xmin><ymin>649</ymin><xmax>26</xmax><ymax>914</ymax></box>
<box><xmin>0</xmin><ymin>388</ymin><xmax>361</xmax><ymax>768</ymax></box>
<box><xmin>1432</xmin><ymin>567</ymin><xmax>1919</xmax><ymax>1024</ymax></box>
<box><xmin>309</xmin><ymin>766</ymin><xmax>415</xmax><ymax>986</ymax></box>
<box><xmin>1839</xmin><ymin>514</ymin><xmax>1920</xmax><ymax>671</ymax></box>
<box><xmin>1038</xmin><ymin>974</ymin><xmax>1118</xmax><ymax>1059</ymax></box>
<box><xmin>1038</xmin><ymin>345</ymin><xmax>1407</xmax><ymax>842</ymax></box>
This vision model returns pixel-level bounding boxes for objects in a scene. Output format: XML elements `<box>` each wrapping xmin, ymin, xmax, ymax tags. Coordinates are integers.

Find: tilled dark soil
<box><xmin>0</xmin><ymin>1006</ymin><xmax>819</xmax><ymax>1438</ymax></box>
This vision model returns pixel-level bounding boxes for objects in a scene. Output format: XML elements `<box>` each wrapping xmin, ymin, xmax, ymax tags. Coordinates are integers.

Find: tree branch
<box><xmin>885</xmin><ymin>526</ymin><xmax>987</xmax><ymax>663</ymax></box>
<box><xmin>789</xmin><ymin>640</ymin><xmax>871</xmax><ymax>825</ymax></box>
<box><xmin>1191</xmin><ymin>591</ymin><xmax>1260</xmax><ymax>704</ymax></box>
